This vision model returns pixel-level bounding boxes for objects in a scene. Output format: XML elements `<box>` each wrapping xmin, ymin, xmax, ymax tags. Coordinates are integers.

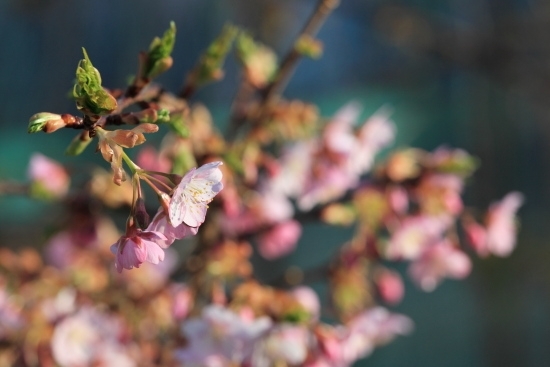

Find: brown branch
<box><xmin>261</xmin><ymin>0</ymin><xmax>340</xmax><ymax>106</ymax></box>
<box><xmin>0</xmin><ymin>181</ymin><xmax>29</xmax><ymax>196</ymax></box>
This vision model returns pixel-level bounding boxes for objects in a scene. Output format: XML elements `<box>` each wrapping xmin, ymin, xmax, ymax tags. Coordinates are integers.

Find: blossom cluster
<box><xmin>2</xmin><ymin>7</ymin><xmax>524</xmax><ymax>367</ymax></box>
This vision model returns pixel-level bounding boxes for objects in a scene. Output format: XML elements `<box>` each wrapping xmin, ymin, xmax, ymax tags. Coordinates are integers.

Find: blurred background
<box><xmin>0</xmin><ymin>0</ymin><xmax>548</xmax><ymax>366</ymax></box>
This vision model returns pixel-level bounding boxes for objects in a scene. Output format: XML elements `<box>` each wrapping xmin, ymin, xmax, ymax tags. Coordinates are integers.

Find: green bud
<box><xmin>145</xmin><ymin>21</ymin><xmax>177</xmax><ymax>79</ymax></box>
<box><xmin>156</xmin><ymin>109</ymin><xmax>171</xmax><ymax>124</ymax></box>
<box><xmin>188</xmin><ymin>24</ymin><xmax>239</xmax><ymax>87</ymax></box>
<box><xmin>433</xmin><ymin>150</ymin><xmax>480</xmax><ymax>177</ymax></box>
<box><xmin>235</xmin><ymin>32</ymin><xmax>277</xmax><ymax>88</ymax></box>
<box><xmin>28</xmin><ymin>112</ymin><xmax>62</xmax><ymax>133</ymax></box>
<box><xmin>65</xmin><ymin>131</ymin><xmax>93</xmax><ymax>156</ymax></box>
<box><xmin>294</xmin><ymin>35</ymin><xmax>323</xmax><ymax>59</ymax></box>
<box><xmin>73</xmin><ymin>48</ymin><xmax>117</xmax><ymax>116</ymax></box>
<box><xmin>167</xmin><ymin>112</ymin><xmax>189</xmax><ymax>138</ymax></box>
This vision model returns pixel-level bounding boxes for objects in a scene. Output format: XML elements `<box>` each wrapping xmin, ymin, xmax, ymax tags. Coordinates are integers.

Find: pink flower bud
<box><xmin>375</xmin><ymin>269</ymin><xmax>404</xmax><ymax>305</ymax></box>
<box><xmin>258</xmin><ymin>220</ymin><xmax>302</xmax><ymax>260</ymax></box>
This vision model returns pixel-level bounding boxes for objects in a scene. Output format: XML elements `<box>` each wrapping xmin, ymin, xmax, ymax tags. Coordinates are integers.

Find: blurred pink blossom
<box><xmin>408</xmin><ymin>239</ymin><xmax>472</xmax><ymax>292</ymax></box>
<box><xmin>386</xmin><ymin>215</ymin><xmax>451</xmax><ymax>260</ymax></box>
<box><xmin>27</xmin><ymin>153</ymin><xmax>70</xmax><ymax>198</ymax></box>
<box><xmin>374</xmin><ymin>269</ymin><xmax>405</xmax><ymax>305</ymax></box>
<box><xmin>252</xmin><ymin>324</ymin><xmax>310</xmax><ymax>366</ymax></box>
<box><xmin>136</xmin><ymin>145</ymin><xmax>171</xmax><ymax>172</ymax></box>
<box><xmin>351</xmin><ymin>107</ymin><xmax>395</xmax><ymax>175</ymax></box>
<box><xmin>177</xmin><ymin>304</ymin><xmax>272</xmax><ymax>366</ymax></box>
<box><xmin>465</xmin><ymin>192</ymin><xmax>524</xmax><ymax>257</ymax></box>
<box><xmin>257</xmin><ymin>220</ymin><xmax>302</xmax><ymax>259</ymax></box>
<box><xmin>314</xmin><ymin>307</ymin><xmax>412</xmax><ymax>366</ymax></box>
<box><xmin>292</xmin><ymin>286</ymin><xmax>321</xmax><ymax>320</ymax></box>
<box><xmin>387</xmin><ymin>185</ymin><xmax>409</xmax><ymax>214</ymax></box>
<box><xmin>51</xmin><ymin>307</ymin><xmax>134</xmax><ymax>367</ymax></box>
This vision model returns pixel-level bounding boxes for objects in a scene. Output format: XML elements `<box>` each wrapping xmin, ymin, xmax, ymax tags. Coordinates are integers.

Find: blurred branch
<box><xmin>0</xmin><ymin>181</ymin><xmax>29</xmax><ymax>196</ymax></box>
<box><xmin>261</xmin><ymin>0</ymin><xmax>340</xmax><ymax>105</ymax></box>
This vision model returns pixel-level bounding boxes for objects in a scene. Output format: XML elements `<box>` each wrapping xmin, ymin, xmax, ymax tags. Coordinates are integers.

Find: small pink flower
<box><xmin>27</xmin><ymin>153</ymin><xmax>70</xmax><ymax>198</ymax></box>
<box><xmin>169</xmin><ymin>161</ymin><xmax>224</xmax><ymax>228</ymax></box>
<box><xmin>408</xmin><ymin>239</ymin><xmax>471</xmax><ymax>292</ymax></box>
<box><xmin>257</xmin><ymin>220</ymin><xmax>302</xmax><ymax>259</ymax></box>
<box><xmin>110</xmin><ymin>229</ymin><xmax>168</xmax><ymax>272</ymax></box>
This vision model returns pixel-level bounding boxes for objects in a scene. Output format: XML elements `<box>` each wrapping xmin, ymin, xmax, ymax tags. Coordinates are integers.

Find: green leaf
<box><xmin>73</xmin><ymin>48</ymin><xmax>117</xmax><ymax>116</ymax></box>
<box><xmin>145</xmin><ymin>21</ymin><xmax>177</xmax><ymax>79</ymax></box>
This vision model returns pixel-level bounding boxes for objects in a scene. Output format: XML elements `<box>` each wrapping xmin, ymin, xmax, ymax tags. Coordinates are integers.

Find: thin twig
<box><xmin>261</xmin><ymin>0</ymin><xmax>340</xmax><ymax>106</ymax></box>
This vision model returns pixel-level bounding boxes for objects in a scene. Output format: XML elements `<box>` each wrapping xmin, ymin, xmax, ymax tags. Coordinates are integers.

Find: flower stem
<box><xmin>121</xmin><ymin>151</ymin><xmax>141</xmax><ymax>174</ymax></box>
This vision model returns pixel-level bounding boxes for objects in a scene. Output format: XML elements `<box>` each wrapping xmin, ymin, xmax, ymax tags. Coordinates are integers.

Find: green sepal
<box><xmin>145</xmin><ymin>22</ymin><xmax>177</xmax><ymax>79</ymax></box>
<box><xmin>73</xmin><ymin>48</ymin><xmax>117</xmax><ymax>116</ymax></box>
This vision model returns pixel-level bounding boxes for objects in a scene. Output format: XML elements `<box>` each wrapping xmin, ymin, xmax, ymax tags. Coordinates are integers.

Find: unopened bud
<box><xmin>28</xmin><ymin>112</ymin><xmax>63</xmax><ymax>133</ymax></box>
<box><xmin>295</xmin><ymin>35</ymin><xmax>323</xmax><ymax>59</ymax></box>
<box><xmin>147</xmin><ymin>56</ymin><xmax>173</xmax><ymax>79</ymax></box>
<box><xmin>65</xmin><ymin>131</ymin><xmax>93</xmax><ymax>156</ymax></box>
<box><xmin>134</xmin><ymin>198</ymin><xmax>150</xmax><ymax>229</ymax></box>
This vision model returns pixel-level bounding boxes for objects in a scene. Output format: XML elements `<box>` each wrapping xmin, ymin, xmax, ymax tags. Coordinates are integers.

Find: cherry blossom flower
<box><xmin>252</xmin><ymin>324</ymin><xmax>310</xmax><ymax>366</ymax></box>
<box><xmin>257</xmin><ymin>220</ymin><xmax>302</xmax><ymax>259</ymax></box>
<box><xmin>147</xmin><ymin>207</ymin><xmax>198</xmax><ymax>247</ymax></box>
<box><xmin>51</xmin><ymin>307</ymin><xmax>135</xmax><ymax>367</ymax></box>
<box><xmin>110</xmin><ymin>228</ymin><xmax>168</xmax><ymax>272</ymax></box>
<box><xmin>408</xmin><ymin>239</ymin><xmax>472</xmax><ymax>292</ymax></box>
<box><xmin>313</xmin><ymin>307</ymin><xmax>412</xmax><ymax>366</ymax></box>
<box><xmin>351</xmin><ymin>107</ymin><xmax>395</xmax><ymax>175</ymax></box>
<box><xmin>27</xmin><ymin>153</ymin><xmax>70</xmax><ymax>198</ymax></box>
<box><xmin>176</xmin><ymin>304</ymin><xmax>272</xmax><ymax>366</ymax></box>
<box><xmin>292</xmin><ymin>286</ymin><xmax>321</xmax><ymax>321</ymax></box>
<box><xmin>385</xmin><ymin>215</ymin><xmax>451</xmax><ymax>260</ymax></box>
<box><xmin>347</xmin><ymin>307</ymin><xmax>413</xmax><ymax>352</ymax></box>
<box><xmin>169</xmin><ymin>161</ymin><xmax>224</xmax><ymax>228</ymax></box>
<box><xmin>465</xmin><ymin>191</ymin><xmax>524</xmax><ymax>257</ymax></box>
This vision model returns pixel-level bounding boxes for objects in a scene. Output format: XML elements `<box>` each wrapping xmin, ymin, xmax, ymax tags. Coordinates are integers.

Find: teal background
<box><xmin>0</xmin><ymin>1</ymin><xmax>548</xmax><ymax>366</ymax></box>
